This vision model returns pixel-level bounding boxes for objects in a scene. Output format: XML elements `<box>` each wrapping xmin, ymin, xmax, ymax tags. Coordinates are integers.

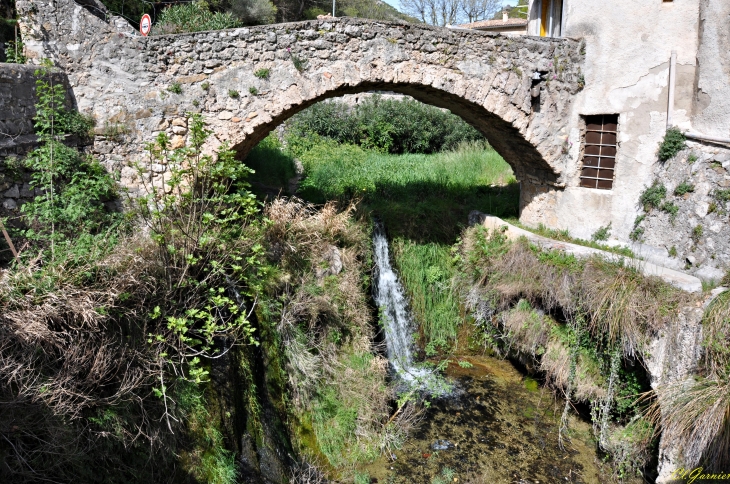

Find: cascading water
<box><xmin>372</xmin><ymin>222</ymin><xmax>446</xmax><ymax>394</ymax></box>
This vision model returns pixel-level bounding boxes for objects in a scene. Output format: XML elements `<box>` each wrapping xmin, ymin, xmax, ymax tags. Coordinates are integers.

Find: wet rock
<box><xmin>3</xmin><ymin>184</ymin><xmax>19</xmax><ymax>198</ymax></box>
<box><xmin>315</xmin><ymin>245</ymin><xmax>342</xmax><ymax>284</ymax></box>
<box><xmin>468</xmin><ymin>210</ymin><xmax>487</xmax><ymax>226</ymax></box>
<box><xmin>432</xmin><ymin>439</ymin><xmax>454</xmax><ymax>450</ymax></box>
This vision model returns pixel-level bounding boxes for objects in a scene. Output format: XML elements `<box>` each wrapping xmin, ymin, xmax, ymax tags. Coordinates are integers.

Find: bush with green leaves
<box><xmin>152</xmin><ymin>1</ymin><xmax>242</xmax><ymax>35</ymax></box>
<box><xmin>20</xmin><ymin>63</ymin><xmax>119</xmax><ymax>251</ymax></box>
<box><xmin>254</xmin><ymin>68</ymin><xmax>270</xmax><ymax>79</ymax></box>
<box><xmin>639</xmin><ymin>181</ymin><xmax>666</xmax><ymax>211</ymax></box>
<box><xmin>135</xmin><ymin>113</ymin><xmax>264</xmax><ymax>377</ymax></box>
<box><xmin>226</xmin><ymin>0</ymin><xmax>276</xmax><ymax>25</ymax></box>
<box><xmin>4</xmin><ymin>38</ymin><xmax>26</xmax><ymax>63</ymax></box>
<box><xmin>591</xmin><ymin>223</ymin><xmax>611</xmax><ymax>242</ymax></box>
<box><xmin>288</xmin><ymin>95</ymin><xmax>484</xmax><ymax>154</ymax></box>
<box><xmin>1</xmin><ymin>110</ymin><xmax>266</xmax><ymax>483</ymax></box>
<box><xmin>658</xmin><ymin>127</ymin><xmax>686</xmax><ymax>161</ymax></box>
<box><xmin>674</xmin><ymin>180</ymin><xmax>695</xmax><ymax>196</ymax></box>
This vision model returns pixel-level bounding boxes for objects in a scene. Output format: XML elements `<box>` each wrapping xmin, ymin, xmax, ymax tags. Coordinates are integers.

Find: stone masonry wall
<box><xmin>635</xmin><ymin>141</ymin><xmax>730</xmax><ymax>283</ymax></box>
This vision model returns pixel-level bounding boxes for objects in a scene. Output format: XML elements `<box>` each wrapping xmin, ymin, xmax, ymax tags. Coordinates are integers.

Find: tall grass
<box><xmin>645</xmin><ymin>289</ymin><xmax>730</xmax><ymax>469</ymax></box>
<box><xmin>293</xmin><ymin>139</ymin><xmax>518</xmax><ymax>243</ymax></box>
<box><xmin>390</xmin><ymin>240</ymin><xmax>461</xmax><ymax>353</ymax></box>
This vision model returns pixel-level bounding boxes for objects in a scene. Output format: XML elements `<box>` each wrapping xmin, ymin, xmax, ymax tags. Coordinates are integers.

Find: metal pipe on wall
<box><xmin>667</xmin><ymin>50</ymin><xmax>677</xmax><ymax>128</ymax></box>
<box><xmin>685</xmin><ymin>131</ymin><xmax>730</xmax><ymax>145</ymax></box>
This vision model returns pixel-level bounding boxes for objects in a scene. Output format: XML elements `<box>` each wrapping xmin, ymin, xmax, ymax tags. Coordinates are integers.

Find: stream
<box><xmin>369</xmin><ymin>225</ymin><xmax>611</xmax><ymax>484</ymax></box>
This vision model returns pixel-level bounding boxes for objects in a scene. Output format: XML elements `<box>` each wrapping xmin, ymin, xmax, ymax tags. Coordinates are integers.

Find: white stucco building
<box><xmin>519</xmin><ymin>1</ymin><xmax>730</xmax><ymax>265</ymax></box>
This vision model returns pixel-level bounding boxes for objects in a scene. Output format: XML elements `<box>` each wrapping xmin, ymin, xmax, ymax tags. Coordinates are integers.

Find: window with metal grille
<box><xmin>580</xmin><ymin>114</ymin><xmax>618</xmax><ymax>190</ymax></box>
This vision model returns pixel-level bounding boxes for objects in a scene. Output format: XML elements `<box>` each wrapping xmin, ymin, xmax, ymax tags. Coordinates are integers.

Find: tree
<box><xmin>401</xmin><ymin>0</ymin><xmax>458</xmax><ymax>26</ymax></box>
<box><xmin>490</xmin><ymin>0</ymin><xmax>527</xmax><ymax>20</ymax></box>
<box><xmin>401</xmin><ymin>0</ymin><xmax>500</xmax><ymax>26</ymax></box>
<box><xmin>228</xmin><ymin>0</ymin><xmax>277</xmax><ymax>24</ymax></box>
<box><xmin>460</xmin><ymin>0</ymin><xmax>500</xmax><ymax>23</ymax></box>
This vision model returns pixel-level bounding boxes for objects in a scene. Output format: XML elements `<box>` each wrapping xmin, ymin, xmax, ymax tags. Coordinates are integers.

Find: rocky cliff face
<box><xmin>636</xmin><ymin>142</ymin><xmax>730</xmax><ymax>284</ymax></box>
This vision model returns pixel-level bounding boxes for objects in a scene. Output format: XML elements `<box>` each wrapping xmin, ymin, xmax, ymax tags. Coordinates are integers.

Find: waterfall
<box><xmin>372</xmin><ymin>222</ymin><xmax>448</xmax><ymax>395</ymax></box>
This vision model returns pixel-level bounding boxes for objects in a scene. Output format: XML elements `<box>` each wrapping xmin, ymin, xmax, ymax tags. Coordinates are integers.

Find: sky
<box><xmin>380</xmin><ymin>0</ymin><xmax>519</xmax><ymax>16</ymax></box>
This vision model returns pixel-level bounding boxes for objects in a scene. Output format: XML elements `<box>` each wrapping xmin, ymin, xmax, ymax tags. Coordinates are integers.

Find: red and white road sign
<box><xmin>140</xmin><ymin>14</ymin><xmax>152</xmax><ymax>36</ymax></box>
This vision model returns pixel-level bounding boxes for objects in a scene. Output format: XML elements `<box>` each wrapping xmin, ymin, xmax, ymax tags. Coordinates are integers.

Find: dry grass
<box><xmin>0</xmin><ymin>236</ymin><xmax>179</xmax><ymax>481</ymax></box>
<box><xmin>644</xmin><ymin>289</ymin><xmax>730</xmax><ymax>469</ymax></box>
<box><xmin>646</xmin><ymin>377</ymin><xmax>730</xmax><ymax>468</ymax></box>
<box><xmin>701</xmin><ymin>289</ymin><xmax>730</xmax><ymax>379</ymax></box>
<box><xmin>0</xmin><ymin>198</ymin><xmax>388</xmax><ymax>481</ymax></box>
<box><xmin>461</xmin><ymin>228</ymin><xmax>691</xmax><ymax>360</ymax></box>
<box><xmin>540</xmin><ymin>339</ymin><xmax>607</xmax><ymax>402</ymax></box>
<box><xmin>264</xmin><ymin>199</ymin><xmax>373</xmax><ymax>409</ymax></box>
<box><xmin>501</xmin><ymin>299</ymin><xmax>553</xmax><ymax>355</ymax></box>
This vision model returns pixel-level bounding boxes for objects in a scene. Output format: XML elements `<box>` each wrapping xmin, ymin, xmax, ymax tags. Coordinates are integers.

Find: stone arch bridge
<box><xmin>16</xmin><ymin>0</ymin><xmax>583</xmax><ymax>223</ymax></box>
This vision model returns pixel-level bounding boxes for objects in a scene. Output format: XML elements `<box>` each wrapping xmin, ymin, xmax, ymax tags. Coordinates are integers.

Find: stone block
<box><xmin>20</xmin><ymin>183</ymin><xmax>33</xmax><ymax>198</ymax></box>
<box><xmin>3</xmin><ymin>184</ymin><xmax>19</xmax><ymax>198</ymax></box>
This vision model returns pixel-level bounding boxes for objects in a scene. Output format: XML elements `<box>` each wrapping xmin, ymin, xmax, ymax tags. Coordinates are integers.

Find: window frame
<box><xmin>579</xmin><ymin>114</ymin><xmax>619</xmax><ymax>190</ymax></box>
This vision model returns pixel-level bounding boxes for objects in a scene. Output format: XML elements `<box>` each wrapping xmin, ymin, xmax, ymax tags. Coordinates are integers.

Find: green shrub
<box><xmin>56</xmin><ymin>109</ymin><xmax>96</xmax><ymax>139</ymax></box>
<box><xmin>168</xmin><ymin>82</ymin><xmax>183</xmax><ymax>94</ymax></box>
<box><xmin>661</xmin><ymin>201</ymin><xmax>679</xmax><ymax>220</ymax></box>
<box><xmin>692</xmin><ymin>224</ymin><xmax>704</xmax><ymax>242</ymax></box>
<box><xmin>658</xmin><ymin>127</ymin><xmax>686</xmax><ymax>161</ymax></box>
<box><xmin>639</xmin><ymin>182</ymin><xmax>666</xmax><ymax>211</ymax></box>
<box><xmin>714</xmin><ymin>189</ymin><xmax>730</xmax><ymax>203</ymax></box>
<box><xmin>153</xmin><ymin>2</ymin><xmax>242</xmax><ymax>35</ymax></box>
<box><xmin>290</xmin><ymin>52</ymin><xmax>308</xmax><ymax>72</ymax></box>
<box><xmin>687</xmin><ymin>153</ymin><xmax>698</xmax><ymax>164</ymax></box>
<box><xmin>201</xmin><ymin>81</ymin><xmax>210</xmax><ymax>90</ymax></box>
<box><xmin>288</xmin><ymin>95</ymin><xmax>484</xmax><ymax>155</ymax></box>
<box><xmin>674</xmin><ymin>180</ymin><xmax>695</xmax><ymax>196</ymax></box>
<box><xmin>227</xmin><ymin>0</ymin><xmax>277</xmax><ymax>25</ymax></box>
<box><xmin>247</xmin><ymin>86</ymin><xmax>257</xmax><ymax>95</ymax></box>
<box><xmin>21</xmin><ymin>65</ymin><xmax>120</xmax><ymax>246</ymax></box>
<box><xmin>4</xmin><ymin>39</ymin><xmax>26</xmax><ymax>64</ymax></box>
<box><xmin>629</xmin><ymin>215</ymin><xmax>645</xmax><ymax>242</ymax></box>
<box><xmin>229</xmin><ymin>89</ymin><xmax>240</xmax><ymax>98</ymax></box>
<box><xmin>591</xmin><ymin>223</ymin><xmax>611</xmax><ymax>242</ymax></box>
<box><xmin>254</xmin><ymin>68</ymin><xmax>270</xmax><ymax>79</ymax></box>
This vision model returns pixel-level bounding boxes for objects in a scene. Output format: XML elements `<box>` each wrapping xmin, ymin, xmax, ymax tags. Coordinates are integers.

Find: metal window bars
<box><xmin>579</xmin><ymin>114</ymin><xmax>618</xmax><ymax>190</ymax></box>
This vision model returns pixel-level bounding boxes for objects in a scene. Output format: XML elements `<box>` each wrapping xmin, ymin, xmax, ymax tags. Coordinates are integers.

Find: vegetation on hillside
<box><xmin>457</xmin><ymin>225</ymin><xmax>730</xmax><ymax>478</ymax></box>
<box><xmin>98</xmin><ymin>0</ymin><xmax>413</xmax><ymax>31</ymax></box>
<box><xmin>152</xmin><ymin>2</ymin><xmax>246</xmax><ymax>34</ymax></box>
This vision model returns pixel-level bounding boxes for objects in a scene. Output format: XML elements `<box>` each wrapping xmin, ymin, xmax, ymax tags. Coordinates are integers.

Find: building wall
<box><xmin>692</xmin><ymin>0</ymin><xmax>730</xmax><ymax>139</ymax></box>
<box><xmin>547</xmin><ymin>0</ymin><xmax>700</xmax><ymax>243</ymax></box>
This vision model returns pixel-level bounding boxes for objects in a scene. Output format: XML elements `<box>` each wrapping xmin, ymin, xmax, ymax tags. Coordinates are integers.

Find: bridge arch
<box><xmin>229</xmin><ymin>81</ymin><xmax>553</xmax><ymax>186</ymax></box>
<box><xmin>16</xmin><ymin>0</ymin><xmax>584</xmax><ymax>221</ymax></box>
